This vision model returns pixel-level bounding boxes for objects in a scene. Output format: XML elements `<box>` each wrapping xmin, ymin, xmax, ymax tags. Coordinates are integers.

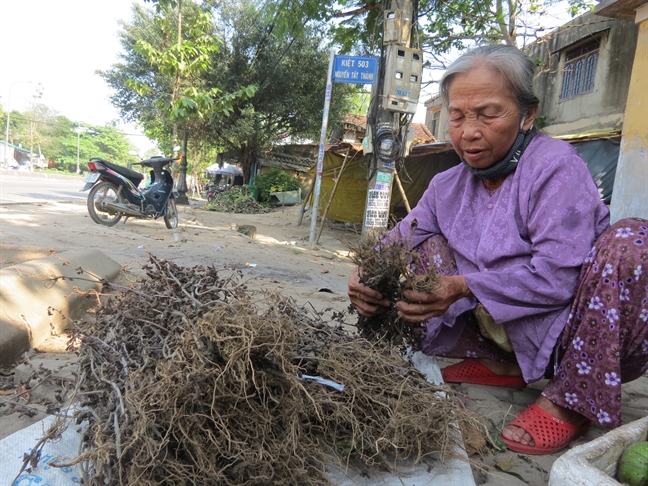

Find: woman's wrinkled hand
<box><xmin>348</xmin><ymin>267</ymin><xmax>391</xmax><ymax>317</ymax></box>
<box><xmin>395</xmin><ymin>275</ymin><xmax>472</xmax><ymax>323</ymax></box>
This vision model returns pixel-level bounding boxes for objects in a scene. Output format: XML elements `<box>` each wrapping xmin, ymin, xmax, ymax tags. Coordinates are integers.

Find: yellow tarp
<box><xmin>308</xmin><ymin>152</ymin><xmax>368</xmax><ymax>224</ymax></box>
<box><xmin>307</xmin><ymin>150</ymin><xmax>461</xmax><ymax>224</ymax></box>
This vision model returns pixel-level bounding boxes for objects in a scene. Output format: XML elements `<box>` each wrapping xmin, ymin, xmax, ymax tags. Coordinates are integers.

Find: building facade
<box><xmin>424</xmin><ymin>11</ymin><xmax>639</xmax><ymax>141</ymax></box>
<box><xmin>424</xmin><ymin>95</ymin><xmax>448</xmax><ymax>142</ymax></box>
<box><xmin>525</xmin><ymin>11</ymin><xmax>639</xmax><ymax>136</ymax></box>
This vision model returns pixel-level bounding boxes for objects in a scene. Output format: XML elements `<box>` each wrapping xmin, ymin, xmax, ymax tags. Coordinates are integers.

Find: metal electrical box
<box><xmin>383</xmin><ymin>9</ymin><xmax>411</xmax><ymax>45</ymax></box>
<box><xmin>382</xmin><ymin>45</ymin><xmax>422</xmax><ymax>114</ymax></box>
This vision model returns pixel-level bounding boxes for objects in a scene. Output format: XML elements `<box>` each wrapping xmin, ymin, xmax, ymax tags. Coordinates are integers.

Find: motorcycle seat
<box><xmin>103</xmin><ymin>160</ymin><xmax>144</xmax><ymax>184</ymax></box>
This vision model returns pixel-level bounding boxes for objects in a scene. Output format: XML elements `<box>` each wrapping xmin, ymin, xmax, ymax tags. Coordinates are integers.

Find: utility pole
<box><xmin>74</xmin><ymin>127</ymin><xmax>95</xmax><ymax>174</ymax></box>
<box><xmin>361</xmin><ymin>0</ymin><xmax>421</xmax><ymax>236</ymax></box>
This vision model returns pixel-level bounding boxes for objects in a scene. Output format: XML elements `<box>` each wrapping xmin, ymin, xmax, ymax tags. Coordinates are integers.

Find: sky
<box><xmin>0</xmin><ymin>0</ymin><xmax>431</xmax><ymax>154</ymax></box>
<box><xmin>0</xmin><ymin>0</ymin><xmax>155</xmax><ymax>153</ymax></box>
<box><xmin>0</xmin><ymin>0</ymin><xmax>576</xmax><ymax>154</ymax></box>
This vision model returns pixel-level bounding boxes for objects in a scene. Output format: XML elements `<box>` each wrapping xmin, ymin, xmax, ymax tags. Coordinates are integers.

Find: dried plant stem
<box><xmin>26</xmin><ymin>254</ymin><xmax>483</xmax><ymax>485</ymax></box>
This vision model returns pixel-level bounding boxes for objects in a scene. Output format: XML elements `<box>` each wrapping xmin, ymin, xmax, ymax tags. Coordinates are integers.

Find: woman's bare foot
<box><xmin>501</xmin><ymin>396</ymin><xmax>588</xmax><ymax>446</ymax></box>
<box><xmin>477</xmin><ymin>358</ymin><xmax>523</xmax><ymax>377</ymax></box>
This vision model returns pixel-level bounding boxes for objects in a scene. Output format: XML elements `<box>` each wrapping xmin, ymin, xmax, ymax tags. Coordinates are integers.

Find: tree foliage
<box><xmin>202</xmin><ymin>0</ymin><xmax>356</xmax><ymax>180</ymax></box>
<box><xmin>102</xmin><ymin>0</ymin><xmax>356</xmax><ymax>182</ymax></box>
<box><xmin>129</xmin><ymin>9</ymin><xmax>222</xmax><ymax>124</ymax></box>
<box><xmin>5</xmin><ymin>104</ymin><xmax>136</xmax><ymax>170</ymax></box>
<box><xmin>263</xmin><ymin>0</ymin><xmax>385</xmax><ymax>54</ymax></box>
<box><xmin>254</xmin><ymin>168</ymin><xmax>301</xmax><ymax>201</ymax></box>
<box><xmin>101</xmin><ymin>1</ymin><xmax>254</xmax><ymax>153</ymax></box>
<box><xmin>261</xmin><ymin>0</ymin><xmax>596</xmax><ymax>65</ymax></box>
<box><xmin>131</xmin><ymin>2</ymin><xmax>255</xmax><ymax>129</ymax></box>
<box><xmin>419</xmin><ymin>0</ymin><xmax>596</xmax><ymax>57</ymax></box>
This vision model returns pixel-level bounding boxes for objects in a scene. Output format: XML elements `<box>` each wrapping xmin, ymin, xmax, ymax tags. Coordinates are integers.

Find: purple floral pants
<box><xmin>417</xmin><ymin>218</ymin><xmax>648</xmax><ymax>428</ymax></box>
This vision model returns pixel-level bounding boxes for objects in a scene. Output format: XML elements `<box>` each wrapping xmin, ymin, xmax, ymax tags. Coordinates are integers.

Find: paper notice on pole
<box><xmin>367</xmin><ymin>189</ymin><xmax>390</xmax><ymax>209</ymax></box>
<box><xmin>365</xmin><ymin>189</ymin><xmax>390</xmax><ymax>227</ymax></box>
<box><xmin>376</xmin><ymin>171</ymin><xmax>392</xmax><ymax>183</ymax></box>
<box><xmin>375</xmin><ymin>174</ymin><xmax>391</xmax><ymax>193</ymax></box>
<box><xmin>375</xmin><ymin>182</ymin><xmax>390</xmax><ymax>191</ymax></box>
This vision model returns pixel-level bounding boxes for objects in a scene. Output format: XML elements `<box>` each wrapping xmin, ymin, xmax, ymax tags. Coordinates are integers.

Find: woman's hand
<box><xmin>348</xmin><ymin>267</ymin><xmax>391</xmax><ymax>317</ymax></box>
<box><xmin>395</xmin><ymin>275</ymin><xmax>473</xmax><ymax>323</ymax></box>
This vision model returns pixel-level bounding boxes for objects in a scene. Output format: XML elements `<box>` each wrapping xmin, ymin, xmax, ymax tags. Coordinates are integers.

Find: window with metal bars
<box><xmin>430</xmin><ymin>110</ymin><xmax>441</xmax><ymax>139</ymax></box>
<box><xmin>560</xmin><ymin>38</ymin><xmax>600</xmax><ymax>99</ymax></box>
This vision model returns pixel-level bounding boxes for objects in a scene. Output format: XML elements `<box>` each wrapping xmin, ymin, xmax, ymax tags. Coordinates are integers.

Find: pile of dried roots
<box><xmin>349</xmin><ymin>225</ymin><xmax>441</xmax><ymax>348</ymax></box>
<box><xmin>24</xmin><ymin>255</ymin><xmax>481</xmax><ymax>485</ymax></box>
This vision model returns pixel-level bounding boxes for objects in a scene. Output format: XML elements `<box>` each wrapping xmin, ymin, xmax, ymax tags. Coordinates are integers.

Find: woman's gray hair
<box><xmin>440</xmin><ymin>45</ymin><xmax>539</xmax><ymax>116</ymax></box>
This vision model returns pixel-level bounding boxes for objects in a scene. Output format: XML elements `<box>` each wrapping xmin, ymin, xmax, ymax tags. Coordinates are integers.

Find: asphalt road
<box><xmin>0</xmin><ymin>173</ymin><xmax>87</xmax><ymax>204</ymax></box>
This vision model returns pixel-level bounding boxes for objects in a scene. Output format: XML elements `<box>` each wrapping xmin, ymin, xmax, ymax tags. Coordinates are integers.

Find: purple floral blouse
<box><xmin>390</xmin><ymin>133</ymin><xmax>610</xmax><ymax>382</ymax></box>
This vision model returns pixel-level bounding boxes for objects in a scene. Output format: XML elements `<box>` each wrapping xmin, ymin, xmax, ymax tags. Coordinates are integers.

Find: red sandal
<box><xmin>441</xmin><ymin>359</ymin><xmax>527</xmax><ymax>388</ymax></box>
<box><xmin>500</xmin><ymin>404</ymin><xmax>592</xmax><ymax>455</ymax></box>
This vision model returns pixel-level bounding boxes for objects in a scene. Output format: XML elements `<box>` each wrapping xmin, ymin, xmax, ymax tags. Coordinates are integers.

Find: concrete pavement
<box><xmin>0</xmin><ymin>249</ymin><xmax>121</xmax><ymax>366</ymax></box>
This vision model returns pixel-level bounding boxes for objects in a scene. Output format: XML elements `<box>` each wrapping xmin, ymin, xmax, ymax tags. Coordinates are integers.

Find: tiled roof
<box><xmin>412</xmin><ymin>123</ymin><xmax>434</xmax><ymax>142</ymax></box>
<box><xmin>258</xmin><ymin>152</ymin><xmax>314</xmax><ymax>172</ymax></box>
<box><xmin>343</xmin><ymin>115</ymin><xmax>436</xmax><ymax>143</ymax></box>
<box><xmin>344</xmin><ymin>114</ymin><xmax>367</xmax><ymax>128</ymax></box>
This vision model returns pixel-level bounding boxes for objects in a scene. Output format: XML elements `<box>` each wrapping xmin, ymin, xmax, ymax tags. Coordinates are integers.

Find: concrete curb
<box><xmin>0</xmin><ymin>249</ymin><xmax>121</xmax><ymax>366</ymax></box>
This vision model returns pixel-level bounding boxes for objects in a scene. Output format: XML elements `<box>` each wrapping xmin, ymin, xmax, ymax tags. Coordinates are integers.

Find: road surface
<box><xmin>0</xmin><ymin>172</ymin><xmax>86</xmax><ymax>204</ymax></box>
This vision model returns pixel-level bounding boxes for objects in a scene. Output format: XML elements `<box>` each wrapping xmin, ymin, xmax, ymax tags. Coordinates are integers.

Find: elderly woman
<box><xmin>348</xmin><ymin>44</ymin><xmax>648</xmax><ymax>455</ymax></box>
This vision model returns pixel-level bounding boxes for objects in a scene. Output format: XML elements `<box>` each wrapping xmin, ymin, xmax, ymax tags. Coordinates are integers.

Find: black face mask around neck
<box><xmin>461</xmin><ymin>128</ymin><xmax>537</xmax><ymax>181</ymax></box>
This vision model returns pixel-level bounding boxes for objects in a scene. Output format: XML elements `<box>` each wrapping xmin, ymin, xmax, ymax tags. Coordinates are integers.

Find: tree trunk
<box><xmin>176</xmin><ymin>129</ymin><xmax>190</xmax><ymax>204</ymax></box>
<box><xmin>238</xmin><ymin>146</ymin><xmax>254</xmax><ymax>184</ymax></box>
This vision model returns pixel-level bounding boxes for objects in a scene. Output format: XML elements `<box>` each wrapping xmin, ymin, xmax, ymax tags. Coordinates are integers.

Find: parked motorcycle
<box><xmin>205</xmin><ymin>182</ymin><xmax>231</xmax><ymax>202</ymax></box>
<box><xmin>82</xmin><ymin>155</ymin><xmax>179</xmax><ymax>228</ymax></box>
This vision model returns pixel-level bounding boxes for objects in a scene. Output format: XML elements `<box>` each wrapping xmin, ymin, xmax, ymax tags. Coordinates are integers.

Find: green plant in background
<box><xmin>254</xmin><ymin>169</ymin><xmax>300</xmax><ymax>202</ymax></box>
<box><xmin>203</xmin><ymin>186</ymin><xmax>270</xmax><ymax>213</ymax></box>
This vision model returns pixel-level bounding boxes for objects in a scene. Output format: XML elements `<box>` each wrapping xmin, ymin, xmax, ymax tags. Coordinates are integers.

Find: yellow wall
<box><xmin>610</xmin><ymin>16</ymin><xmax>648</xmax><ymax>221</ymax></box>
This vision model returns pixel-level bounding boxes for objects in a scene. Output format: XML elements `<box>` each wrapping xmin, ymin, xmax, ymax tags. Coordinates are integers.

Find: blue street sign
<box><xmin>332</xmin><ymin>55</ymin><xmax>379</xmax><ymax>85</ymax></box>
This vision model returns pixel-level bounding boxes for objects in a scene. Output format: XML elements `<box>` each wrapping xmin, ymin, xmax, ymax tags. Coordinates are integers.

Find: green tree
<box><xmin>99</xmin><ymin>4</ymin><xmax>170</xmax><ymax>143</ymax></box>
<box><xmin>101</xmin><ymin>1</ymin><xmax>255</xmax><ymax>192</ymax></box>
<box><xmin>347</xmin><ymin>88</ymin><xmax>372</xmax><ymax>115</ymax></box>
<box><xmin>101</xmin><ymin>2</ymin><xmax>254</xmax><ymax>150</ymax></box>
<box><xmin>14</xmin><ymin>101</ymin><xmax>58</xmax><ymax>166</ymax></box>
<box><xmin>104</xmin><ymin>0</ymin><xmax>355</xmax><ymax>183</ymax></box>
<box><xmin>202</xmin><ymin>0</ymin><xmax>356</xmax><ymax>180</ymax></box>
<box><xmin>8</xmin><ymin>107</ymin><xmax>135</xmax><ymax>171</ymax></box>
<box><xmin>128</xmin><ymin>1</ymin><xmax>250</xmax><ymax>144</ymax></box>
<box><xmin>55</xmin><ymin>124</ymin><xmax>136</xmax><ymax>171</ymax></box>
<box><xmin>264</xmin><ymin>0</ymin><xmax>385</xmax><ymax>54</ymax></box>
<box><xmin>419</xmin><ymin>0</ymin><xmax>595</xmax><ymax>57</ymax></box>
<box><xmin>261</xmin><ymin>0</ymin><xmax>596</xmax><ymax>64</ymax></box>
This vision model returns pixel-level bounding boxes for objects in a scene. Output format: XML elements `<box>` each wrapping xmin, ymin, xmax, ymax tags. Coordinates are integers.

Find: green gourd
<box><xmin>618</xmin><ymin>441</ymin><xmax>648</xmax><ymax>486</ymax></box>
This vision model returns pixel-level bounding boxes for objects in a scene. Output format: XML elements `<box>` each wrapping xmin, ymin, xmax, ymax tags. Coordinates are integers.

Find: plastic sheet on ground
<box><xmin>0</xmin><ymin>412</ymin><xmax>84</xmax><ymax>486</ymax></box>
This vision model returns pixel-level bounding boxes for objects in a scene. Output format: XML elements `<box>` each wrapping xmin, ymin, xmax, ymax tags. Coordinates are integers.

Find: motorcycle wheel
<box><xmin>164</xmin><ymin>197</ymin><xmax>178</xmax><ymax>229</ymax></box>
<box><xmin>87</xmin><ymin>181</ymin><xmax>124</xmax><ymax>226</ymax></box>
<box><xmin>207</xmin><ymin>193</ymin><xmax>215</xmax><ymax>203</ymax></box>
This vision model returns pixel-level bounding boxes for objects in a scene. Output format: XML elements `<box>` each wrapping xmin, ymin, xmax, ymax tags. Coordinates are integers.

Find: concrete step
<box><xmin>0</xmin><ymin>249</ymin><xmax>121</xmax><ymax>366</ymax></box>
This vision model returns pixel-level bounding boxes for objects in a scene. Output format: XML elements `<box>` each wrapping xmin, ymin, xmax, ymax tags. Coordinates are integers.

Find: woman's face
<box><xmin>447</xmin><ymin>64</ymin><xmax>535</xmax><ymax>169</ymax></box>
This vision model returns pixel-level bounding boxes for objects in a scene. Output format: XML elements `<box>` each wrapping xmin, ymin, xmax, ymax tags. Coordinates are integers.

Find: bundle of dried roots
<box><xmin>22</xmin><ymin>255</ymin><xmax>482</xmax><ymax>485</ymax></box>
<box><xmin>349</xmin><ymin>224</ymin><xmax>441</xmax><ymax>348</ymax></box>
